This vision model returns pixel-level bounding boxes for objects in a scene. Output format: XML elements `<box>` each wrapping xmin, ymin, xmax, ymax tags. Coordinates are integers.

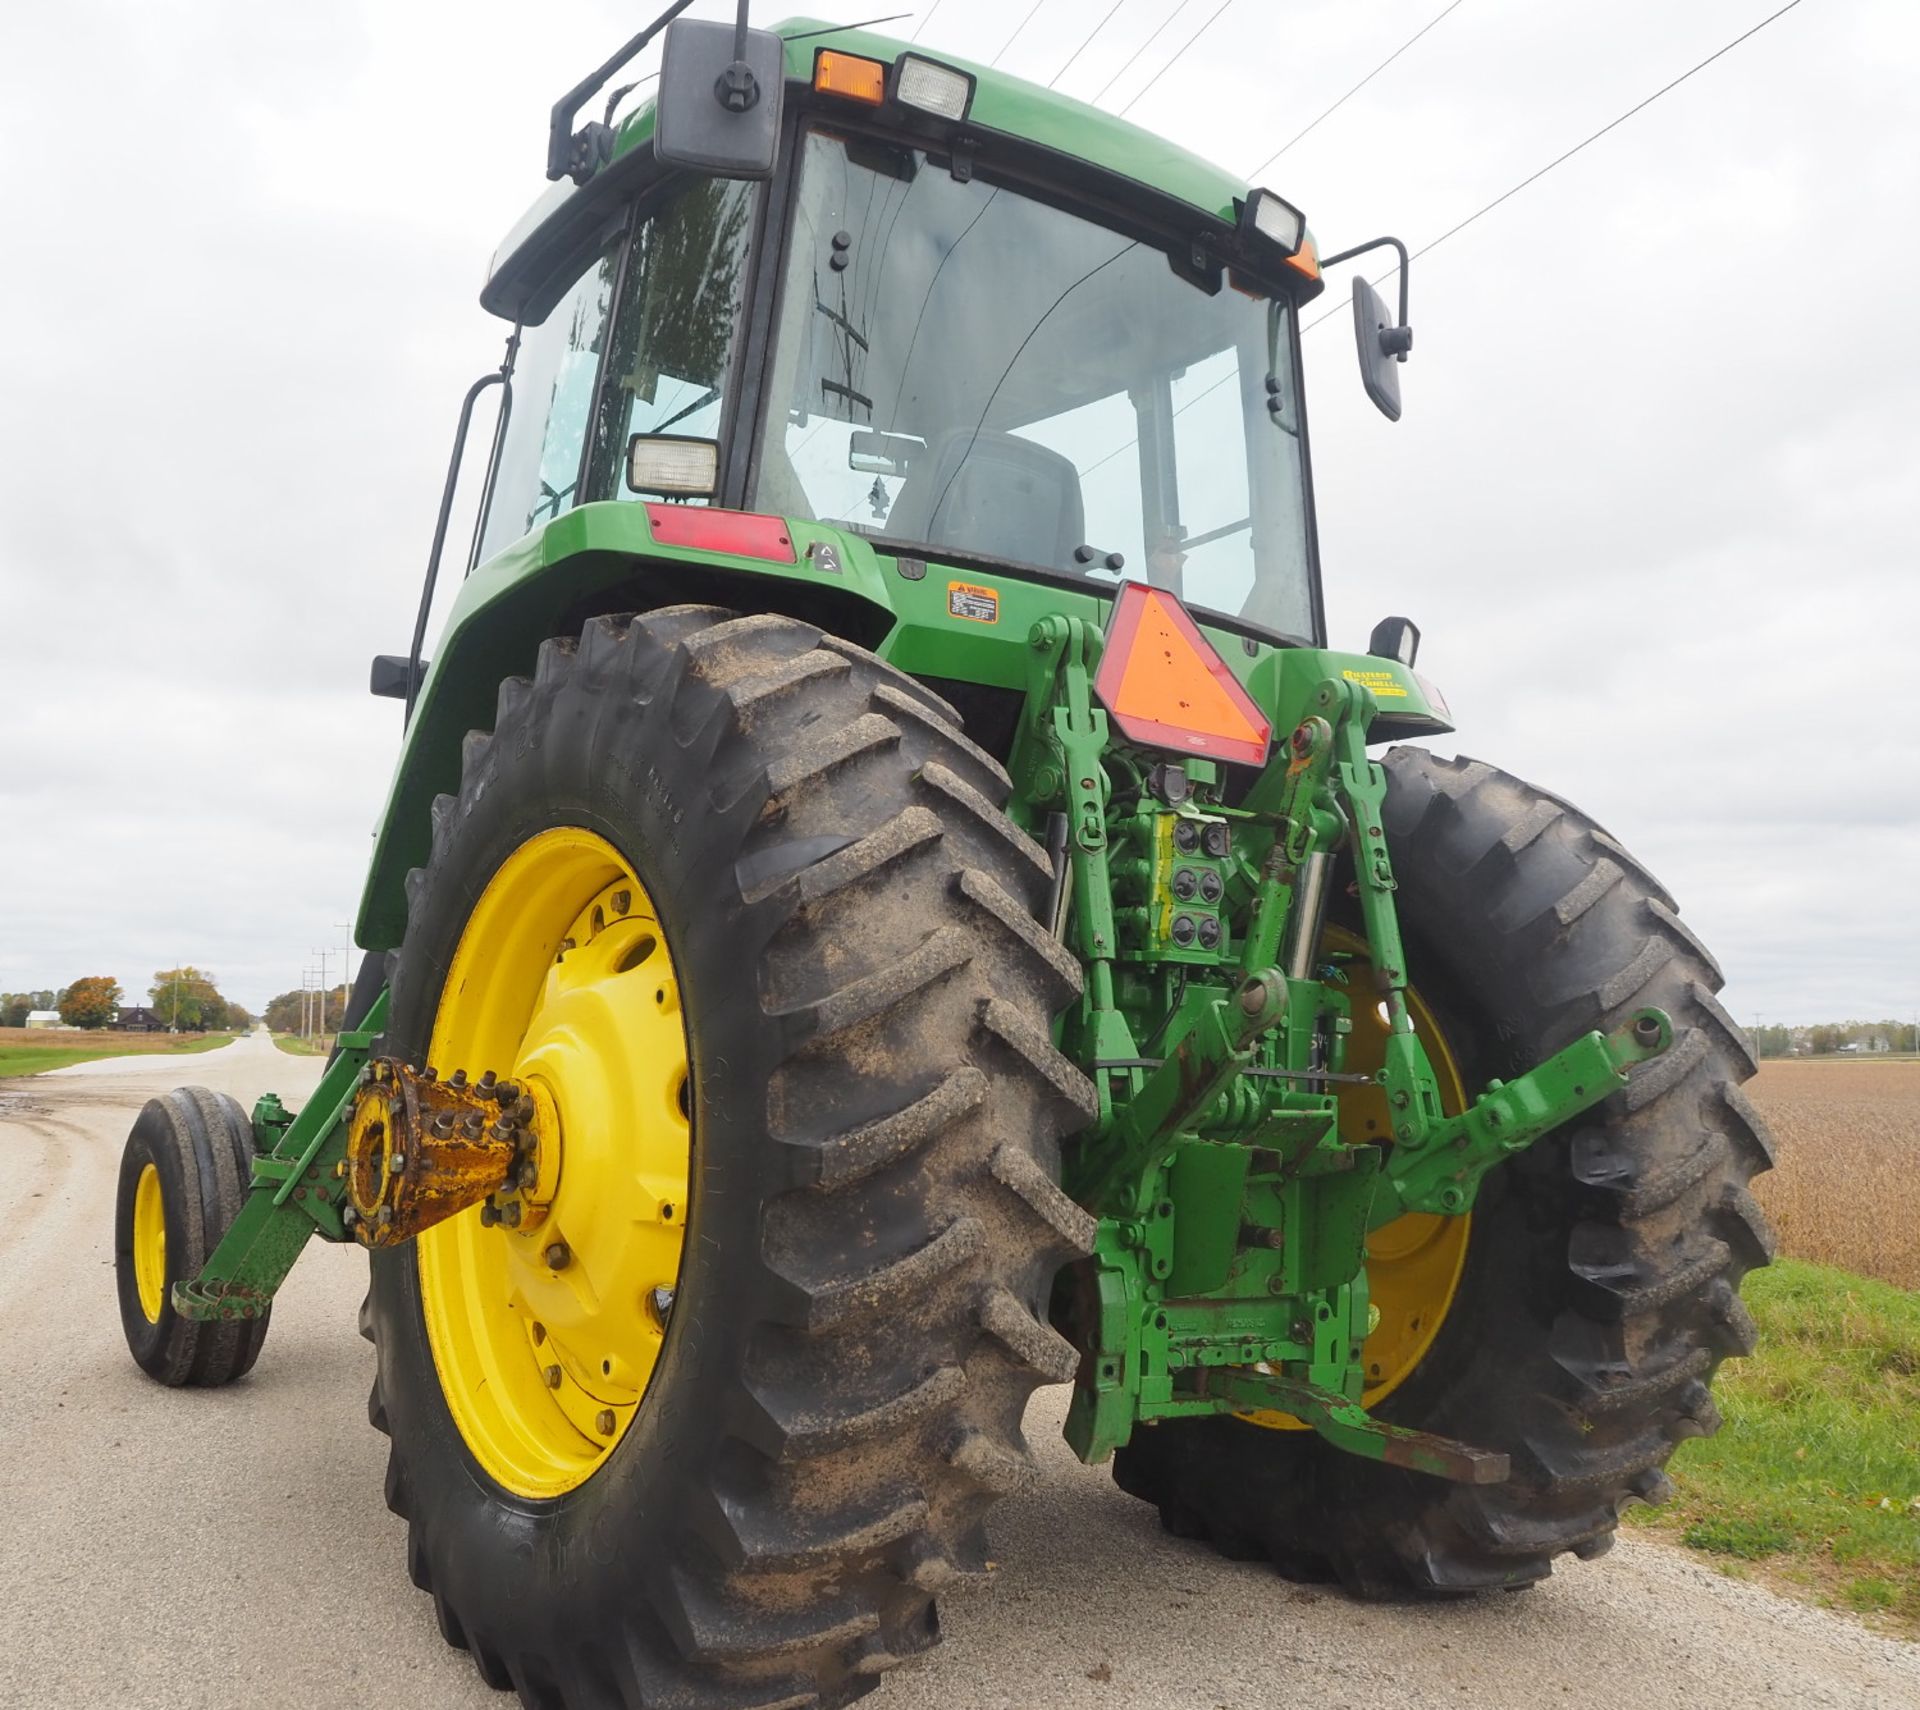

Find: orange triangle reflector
<box><xmin>1094</xmin><ymin>583</ymin><xmax>1272</xmax><ymax>767</ymax></box>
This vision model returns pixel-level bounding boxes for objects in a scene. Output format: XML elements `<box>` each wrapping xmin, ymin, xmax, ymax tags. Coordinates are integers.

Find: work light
<box><xmin>1242</xmin><ymin>188</ymin><xmax>1306</xmax><ymax>258</ymax></box>
<box><xmin>627</xmin><ymin>434</ymin><xmax>719</xmax><ymax>498</ymax></box>
<box><xmin>893</xmin><ymin>54</ymin><xmax>974</xmax><ymax>121</ymax></box>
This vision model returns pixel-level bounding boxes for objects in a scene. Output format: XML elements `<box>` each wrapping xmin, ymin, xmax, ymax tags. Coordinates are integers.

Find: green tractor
<box><xmin>113</xmin><ymin>10</ymin><xmax>1772</xmax><ymax>1705</ymax></box>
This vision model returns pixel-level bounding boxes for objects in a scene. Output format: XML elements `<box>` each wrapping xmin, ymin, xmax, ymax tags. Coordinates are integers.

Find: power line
<box><xmin>907</xmin><ymin>0</ymin><xmax>946</xmax><ymax>43</ymax></box>
<box><xmin>1093</xmin><ymin>0</ymin><xmax>1194</xmax><ymax>105</ymax></box>
<box><xmin>1303</xmin><ymin>0</ymin><xmax>1809</xmax><ymax>334</ymax></box>
<box><xmin>1118</xmin><ymin>0</ymin><xmax>1235</xmax><ymax>116</ymax></box>
<box><xmin>1049</xmin><ymin>0</ymin><xmax>1130</xmax><ymax>90</ymax></box>
<box><xmin>992</xmin><ymin>0</ymin><xmax>1049</xmax><ymax>67</ymax></box>
<box><xmin>1247</xmin><ymin>0</ymin><xmax>1467</xmax><ymax>180</ymax></box>
<box><xmin>1086</xmin><ymin>0</ymin><xmax>1811</xmax><ymax>476</ymax></box>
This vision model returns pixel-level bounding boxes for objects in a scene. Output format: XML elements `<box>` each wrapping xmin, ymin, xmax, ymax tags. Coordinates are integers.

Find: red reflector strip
<box><xmin>643</xmin><ymin>504</ymin><xmax>796</xmax><ymax>564</ymax></box>
<box><xmin>1093</xmin><ymin>583</ymin><xmax>1272</xmax><ymax>767</ymax></box>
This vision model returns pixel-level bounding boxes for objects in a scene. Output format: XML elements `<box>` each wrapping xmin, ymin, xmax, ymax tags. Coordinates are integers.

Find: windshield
<box><xmin>753</xmin><ymin>130</ymin><xmax>1314</xmax><ymax>638</ymax></box>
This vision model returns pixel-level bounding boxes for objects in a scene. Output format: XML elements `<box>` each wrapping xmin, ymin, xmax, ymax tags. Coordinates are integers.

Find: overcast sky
<box><xmin>1</xmin><ymin>0</ymin><xmax>1914</xmax><ymax>1027</ymax></box>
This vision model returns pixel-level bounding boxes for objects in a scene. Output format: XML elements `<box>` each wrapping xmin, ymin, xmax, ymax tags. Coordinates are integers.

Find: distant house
<box><xmin>23</xmin><ymin>1010</ymin><xmax>61</xmax><ymax>1029</ymax></box>
<box><xmin>113</xmin><ymin>1006</ymin><xmax>165</xmax><ymax>1033</ymax></box>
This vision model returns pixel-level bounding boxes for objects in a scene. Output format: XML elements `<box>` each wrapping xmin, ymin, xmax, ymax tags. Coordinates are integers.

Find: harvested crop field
<box><xmin>1747</xmin><ymin>1059</ymin><xmax>1920</xmax><ymax>1289</ymax></box>
<box><xmin>0</xmin><ymin>1026</ymin><xmax>232</xmax><ymax>1078</ymax></box>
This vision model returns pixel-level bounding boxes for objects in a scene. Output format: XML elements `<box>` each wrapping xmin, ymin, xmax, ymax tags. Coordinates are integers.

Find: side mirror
<box><xmin>370</xmin><ymin>654</ymin><xmax>421</xmax><ymax>700</ymax></box>
<box><xmin>653</xmin><ymin>19</ymin><xmax>785</xmax><ymax>180</ymax></box>
<box><xmin>1352</xmin><ymin>276</ymin><xmax>1411</xmax><ymax>422</ymax></box>
<box><xmin>1367</xmin><ymin>615</ymin><xmax>1420</xmax><ymax>668</ymax></box>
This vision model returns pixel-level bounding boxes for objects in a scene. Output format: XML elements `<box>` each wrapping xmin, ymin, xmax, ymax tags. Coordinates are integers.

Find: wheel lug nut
<box><xmin>545</xmin><ymin>1241</ymin><xmax>571</xmax><ymax>1271</ymax></box>
<box><xmin>595</xmin><ymin>1409</ymin><xmax>616</xmax><ymax>1437</ymax></box>
<box><xmin>479</xmin><ymin>1204</ymin><xmax>501</xmax><ymax>1227</ymax></box>
<box><xmin>544</xmin><ymin>1364</ymin><xmax>562</xmax><ymax>1389</ymax></box>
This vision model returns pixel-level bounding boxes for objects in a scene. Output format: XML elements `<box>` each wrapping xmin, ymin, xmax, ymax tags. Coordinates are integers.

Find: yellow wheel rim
<box><xmin>1241</xmin><ymin>926</ymin><xmax>1470</xmax><ymax>1429</ymax></box>
<box><xmin>416</xmin><ymin>827</ymin><xmax>691</xmax><ymax>1499</ymax></box>
<box><xmin>132</xmin><ymin>1161</ymin><xmax>166</xmax><ymax>1323</ymax></box>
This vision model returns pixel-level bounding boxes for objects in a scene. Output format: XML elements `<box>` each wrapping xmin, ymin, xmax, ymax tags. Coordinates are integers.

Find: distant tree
<box><xmin>1807</xmin><ymin>1024</ymin><xmax>1845</xmax><ymax>1056</ymax></box>
<box><xmin>149</xmin><ymin>967</ymin><xmax>228</xmax><ymax>1032</ymax></box>
<box><xmin>263</xmin><ymin>984</ymin><xmax>348</xmax><ymax>1036</ymax></box>
<box><xmin>0</xmin><ymin>994</ymin><xmax>30</xmax><ymax>1028</ymax></box>
<box><xmin>1751</xmin><ymin>1024</ymin><xmax>1793</xmax><ymax>1059</ymax></box>
<box><xmin>59</xmin><ymin>975</ymin><xmax>122</xmax><ymax>1030</ymax></box>
<box><xmin>227</xmin><ymin>1003</ymin><xmax>254</xmax><ymax>1031</ymax></box>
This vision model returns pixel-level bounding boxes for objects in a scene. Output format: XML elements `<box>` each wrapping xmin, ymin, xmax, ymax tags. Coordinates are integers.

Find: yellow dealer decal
<box><xmin>1342</xmin><ymin>668</ymin><xmax>1409</xmax><ymax>698</ymax></box>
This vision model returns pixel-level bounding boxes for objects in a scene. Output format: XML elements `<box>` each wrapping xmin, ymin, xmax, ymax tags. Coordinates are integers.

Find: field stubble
<box><xmin>1748</xmin><ymin>1059</ymin><xmax>1920</xmax><ymax>1289</ymax></box>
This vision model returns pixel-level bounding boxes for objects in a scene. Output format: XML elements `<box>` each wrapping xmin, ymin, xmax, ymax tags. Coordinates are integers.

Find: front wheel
<box><xmin>363</xmin><ymin>608</ymin><xmax>1096</xmax><ymax>1708</ymax></box>
<box><xmin>1113</xmin><ymin>748</ymin><xmax>1774</xmax><ymax>1595</ymax></box>
<box><xmin>114</xmin><ymin>1088</ymin><xmax>271</xmax><ymax>1385</ymax></box>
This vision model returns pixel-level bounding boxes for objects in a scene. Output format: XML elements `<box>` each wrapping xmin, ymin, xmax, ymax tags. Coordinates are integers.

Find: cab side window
<box><xmin>476</xmin><ymin>234</ymin><xmax>624</xmax><ymax>564</ymax></box>
<box><xmin>588</xmin><ymin>177</ymin><xmax>757</xmax><ymax>507</ymax></box>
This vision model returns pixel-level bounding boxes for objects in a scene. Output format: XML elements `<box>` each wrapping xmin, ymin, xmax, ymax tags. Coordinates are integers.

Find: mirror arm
<box><xmin>1318</xmin><ymin>235</ymin><xmax>1412</xmax><ymax>351</ymax></box>
<box><xmin>547</xmin><ymin>0</ymin><xmax>703</xmax><ymax>182</ymax></box>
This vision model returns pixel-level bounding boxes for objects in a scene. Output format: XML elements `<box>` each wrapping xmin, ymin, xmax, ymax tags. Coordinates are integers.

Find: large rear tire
<box><xmin>1112</xmin><ymin>748</ymin><xmax>1774</xmax><ymax>1595</ymax></box>
<box><xmin>363</xmin><ymin>608</ymin><xmax>1096</xmax><ymax>1708</ymax></box>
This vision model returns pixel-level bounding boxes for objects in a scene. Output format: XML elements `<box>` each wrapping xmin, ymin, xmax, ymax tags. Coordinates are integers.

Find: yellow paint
<box><xmin>1240</xmin><ymin>927</ymin><xmax>1470</xmax><ymax>1429</ymax></box>
<box><xmin>132</xmin><ymin>1161</ymin><xmax>166</xmax><ymax>1323</ymax></box>
<box><xmin>1340</xmin><ymin>668</ymin><xmax>1409</xmax><ymax>698</ymax></box>
<box><xmin>416</xmin><ymin>827</ymin><xmax>691</xmax><ymax>1498</ymax></box>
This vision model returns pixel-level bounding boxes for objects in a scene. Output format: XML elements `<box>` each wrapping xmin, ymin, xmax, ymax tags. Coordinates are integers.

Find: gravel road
<box><xmin>2</xmin><ymin>1033</ymin><xmax>1914</xmax><ymax>1710</ymax></box>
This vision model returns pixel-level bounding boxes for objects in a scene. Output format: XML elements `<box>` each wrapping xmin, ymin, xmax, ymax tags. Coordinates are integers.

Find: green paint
<box><xmin>171</xmin><ymin>995</ymin><xmax>387</xmax><ymax>1324</ymax></box>
<box><xmin>273</xmin><ymin>18</ymin><xmax>1666</xmax><ymax>1488</ymax></box>
<box><xmin>1008</xmin><ymin>643</ymin><xmax>1671</xmax><ymax>1468</ymax></box>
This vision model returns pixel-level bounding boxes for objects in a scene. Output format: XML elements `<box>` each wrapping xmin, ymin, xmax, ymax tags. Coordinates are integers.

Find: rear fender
<box><xmin>353</xmin><ymin>503</ymin><xmax>898</xmax><ymax>949</ymax></box>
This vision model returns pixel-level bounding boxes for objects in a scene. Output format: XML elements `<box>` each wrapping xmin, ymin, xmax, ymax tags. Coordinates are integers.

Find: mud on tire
<box><xmin>362</xmin><ymin>607</ymin><xmax>1097</xmax><ymax>1708</ymax></box>
<box><xmin>1112</xmin><ymin>748</ymin><xmax>1774</xmax><ymax>1596</ymax></box>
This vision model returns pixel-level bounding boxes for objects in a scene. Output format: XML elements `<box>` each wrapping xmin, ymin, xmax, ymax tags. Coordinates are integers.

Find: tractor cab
<box><xmin>473</xmin><ymin>18</ymin><xmax>1339</xmax><ymax>647</ymax></box>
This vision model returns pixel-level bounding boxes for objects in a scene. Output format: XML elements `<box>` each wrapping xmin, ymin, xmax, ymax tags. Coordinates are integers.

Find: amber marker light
<box><xmin>814</xmin><ymin>50</ymin><xmax>887</xmax><ymax>104</ymax></box>
<box><xmin>1285</xmin><ymin>236</ymin><xmax>1320</xmax><ymax>281</ymax></box>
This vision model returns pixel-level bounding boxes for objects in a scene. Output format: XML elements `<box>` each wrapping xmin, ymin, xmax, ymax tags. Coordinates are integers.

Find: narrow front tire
<box><xmin>114</xmin><ymin>1088</ymin><xmax>271</xmax><ymax>1386</ymax></box>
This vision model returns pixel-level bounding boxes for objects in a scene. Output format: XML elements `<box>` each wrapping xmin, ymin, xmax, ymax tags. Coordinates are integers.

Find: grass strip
<box><xmin>1628</xmin><ymin>1257</ymin><xmax>1920</xmax><ymax>1632</ymax></box>
<box><xmin>0</xmin><ymin>1034</ymin><xmax>235</xmax><ymax>1079</ymax></box>
<box><xmin>272</xmin><ymin>1034</ymin><xmax>327</xmax><ymax>1056</ymax></box>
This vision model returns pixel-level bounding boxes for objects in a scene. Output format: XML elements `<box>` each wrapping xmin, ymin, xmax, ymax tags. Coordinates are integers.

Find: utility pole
<box><xmin>312</xmin><ymin>949</ymin><xmax>333</xmax><ymax>1050</ymax></box>
<box><xmin>337</xmin><ymin>922</ymin><xmax>356</xmax><ymax>1033</ymax></box>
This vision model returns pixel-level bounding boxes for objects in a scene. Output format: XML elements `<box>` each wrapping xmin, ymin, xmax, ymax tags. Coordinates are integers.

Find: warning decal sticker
<box><xmin>947</xmin><ymin>581</ymin><xmax>999</xmax><ymax>624</ymax></box>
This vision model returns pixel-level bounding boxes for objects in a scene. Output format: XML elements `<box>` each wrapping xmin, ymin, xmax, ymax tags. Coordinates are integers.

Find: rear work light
<box><xmin>627</xmin><ymin>433</ymin><xmax>718</xmax><ymax>498</ymax></box>
<box><xmin>1094</xmin><ymin>583</ymin><xmax>1272</xmax><ymax>767</ymax></box>
<box><xmin>893</xmin><ymin>54</ymin><xmax>974</xmax><ymax>120</ymax></box>
<box><xmin>1241</xmin><ymin>187</ymin><xmax>1306</xmax><ymax>259</ymax></box>
<box><xmin>814</xmin><ymin>50</ymin><xmax>887</xmax><ymax>104</ymax></box>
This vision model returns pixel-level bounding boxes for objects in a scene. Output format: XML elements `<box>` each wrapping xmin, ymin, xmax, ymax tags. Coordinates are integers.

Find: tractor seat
<box><xmin>885</xmin><ymin>428</ymin><xmax>1085</xmax><ymax>573</ymax></box>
